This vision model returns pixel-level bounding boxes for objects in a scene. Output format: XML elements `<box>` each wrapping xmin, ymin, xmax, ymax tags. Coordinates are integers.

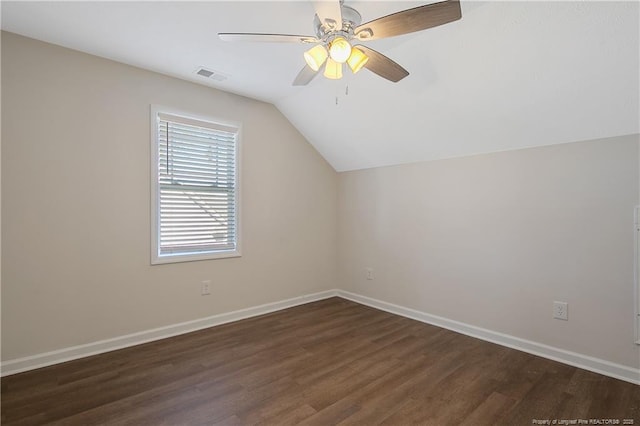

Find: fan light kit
<box><xmin>219</xmin><ymin>0</ymin><xmax>462</xmax><ymax>85</ymax></box>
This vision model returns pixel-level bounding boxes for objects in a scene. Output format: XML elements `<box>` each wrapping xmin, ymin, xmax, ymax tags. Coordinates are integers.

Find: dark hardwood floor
<box><xmin>2</xmin><ymin>297</ymin><xmax>639</xmax><ymax>425</ymax></box>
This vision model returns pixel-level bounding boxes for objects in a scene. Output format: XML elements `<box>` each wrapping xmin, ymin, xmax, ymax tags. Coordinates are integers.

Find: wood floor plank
<box><xmin>459</xmin><ymin>391</ymin><xmax>518</xmax><ymax>426</ymax></box>
<box><xmin>2</xmin><ymin>297</ymin><xmax>638</xmax><ymax>425</ymax></box>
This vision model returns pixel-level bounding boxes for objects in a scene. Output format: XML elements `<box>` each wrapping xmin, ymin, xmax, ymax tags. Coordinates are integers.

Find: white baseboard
<box><xmin>0</xmin><ymin>289</ymin><xmax>339</xmax><ymax>377</ymax></box>
<box><xmin>337</xmin><ymin>290</ymin><xmax>640</xmax><ymax>385</ymax></box>
<box><xmin>3</xmin><ymin>288</ymin><xmax>638</xmax><ymax>385</ymax></box>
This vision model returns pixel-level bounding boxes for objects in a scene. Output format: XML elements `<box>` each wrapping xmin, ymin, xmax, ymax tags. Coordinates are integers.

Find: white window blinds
<box><xmin>152</xmin><ymin>110</ymin><xmax>239</xmax><ymax>263</ymax></box>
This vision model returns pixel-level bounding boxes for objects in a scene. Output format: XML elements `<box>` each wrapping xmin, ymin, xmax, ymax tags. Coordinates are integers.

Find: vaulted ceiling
<box><xmin>2</xmin><ymin>1</ymin><xmax>639</xmax><ymax>171</ymax></box>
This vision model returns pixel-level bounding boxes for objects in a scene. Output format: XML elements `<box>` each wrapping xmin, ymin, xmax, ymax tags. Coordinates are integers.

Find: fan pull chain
<box><xmin>336</xmin><ymin>84</ymin><xmax>350</xmax><ymax>106</ymax></box>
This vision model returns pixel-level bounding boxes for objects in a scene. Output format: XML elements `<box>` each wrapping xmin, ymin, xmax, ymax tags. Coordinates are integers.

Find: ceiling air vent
<box><xmin>194</xmin><ymin>67</ymin><xmax>228</xmax><ymax>82</ymax></box>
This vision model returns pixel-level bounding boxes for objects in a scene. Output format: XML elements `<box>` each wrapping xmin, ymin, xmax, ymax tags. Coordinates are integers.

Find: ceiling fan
<box><xmin>218</xmin><ymin>0</ymin><xmax>462</xmax><ymax>86</ymax></box>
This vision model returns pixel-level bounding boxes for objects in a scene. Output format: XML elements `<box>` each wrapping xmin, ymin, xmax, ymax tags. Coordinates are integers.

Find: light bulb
<box><xmin>328</xmin><ymin>37</ymin><xmax>352</xmax><ymax>64</ymax></box>
<box><xmin>323</xmin><ymin>57</ymin><xmax>343</xmax><ymax>79</ymax></box>
<box><xmin>303</xmin><ymin>45</ymin><xmax>328</xmax><ymax>72</ymax></box>
<box><xmin>347</xmin><ymin>47</ymin><xmax>369</xmax><ymax>74</ymax></box>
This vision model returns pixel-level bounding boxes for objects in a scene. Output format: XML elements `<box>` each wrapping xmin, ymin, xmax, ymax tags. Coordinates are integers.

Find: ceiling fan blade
<box><xmin>355</xmin><ymin>45</ymin><xmax>409</xmax><ymax>83</ymax></box>
<box><xmin>354</xmin><ymin>0</ymin><xmax>461</xmax><ymax>41</ymax></box>
<box><xmin>218</xmin><ymin>33</ymin><xmax>319</xmax><ymax>44</ymax></box>
<box><xmin>312</xmin><ymin>1</ymin><xmax>343</xmax><ymax>32</ymax></box>
<box><xmin>293</xmin><ymin>65</ymin><xmax>320</xmax><ymax>86</ymax></box>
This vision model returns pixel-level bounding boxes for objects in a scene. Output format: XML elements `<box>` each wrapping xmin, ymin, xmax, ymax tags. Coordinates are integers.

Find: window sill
<box><xmin>152</xmin><ymin>250</ymin><xmax>241</xmax><ymax>265</ymax></box>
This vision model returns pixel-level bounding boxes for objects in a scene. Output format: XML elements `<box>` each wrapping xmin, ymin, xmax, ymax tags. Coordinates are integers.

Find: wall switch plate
<box><xmin>365</xmin><ymin>268</ymin><xmax>374</xmax><ymax>280</ymax></box>
<box><xmin>553</xmin><ymin>301</ymin><xmax>568</xmax><ymax>320</ymax></box>
<box><xmin>201</xmin><ymin>280</ymin><xmax>211</xmax><ymax>296</ymax></box>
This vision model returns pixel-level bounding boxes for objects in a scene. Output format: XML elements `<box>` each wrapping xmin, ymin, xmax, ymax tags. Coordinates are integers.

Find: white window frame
<box><xmin>150</xmin><ymin>105</ymin><xmax>241</xmax><ymax>264</ymax></box>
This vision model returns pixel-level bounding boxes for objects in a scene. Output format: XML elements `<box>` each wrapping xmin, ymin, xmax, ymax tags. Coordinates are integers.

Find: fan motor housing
<box><xmin>314</xmin><ymin>4</ymin><xmax>362</xmax><ymax>39</ymax></box>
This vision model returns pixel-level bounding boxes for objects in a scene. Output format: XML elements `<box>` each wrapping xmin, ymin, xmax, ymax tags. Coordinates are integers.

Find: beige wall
<box><xmin>338</xmin><ymin>135</ymin><xmax>640</xmax><ymax>368</ymax></box>
<box><xmin>0</xmin><ymin>31</ymin><xmax>3</xmax><ymax>363</ymax></box>
<box><xmin>1</xmin><ymin>32</ymin><xmax>338</xmax><ymax>361</ymax></box>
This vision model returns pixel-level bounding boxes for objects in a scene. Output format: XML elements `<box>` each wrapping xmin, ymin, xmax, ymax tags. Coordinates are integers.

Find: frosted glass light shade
<box><xmin>328</xmin><ymin>37</ymin><xmax>352</xmax><ymax>63</ymax></box>
<box><xmin>304</xmin><ymin>45</ymin><xmax>328</xmax><ymax>72</ymax></box>
<box><xmin>324</xmin><ymin>57</ymin><xmax>343</xmax><ymax>79</ymax></box>
<box><xmin>347</xmin><ymin>47</ymin><xmax>369</xmax><ymax>73</ymax></box>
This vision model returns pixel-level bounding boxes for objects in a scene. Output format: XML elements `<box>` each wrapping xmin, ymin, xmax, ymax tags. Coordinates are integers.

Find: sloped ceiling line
<box><xmin>2</xmin><ymin>1</ymin><xmax>638</xmax><ymax>171</ymax></box>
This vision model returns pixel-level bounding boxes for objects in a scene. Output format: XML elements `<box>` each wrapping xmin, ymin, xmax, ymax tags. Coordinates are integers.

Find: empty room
<box><xmin>1</xmin><ymin>0</ymin><xmax>639</xmax><ymax>424</ymax></box>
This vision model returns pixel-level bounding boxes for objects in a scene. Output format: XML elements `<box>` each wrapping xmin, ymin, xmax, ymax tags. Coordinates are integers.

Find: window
<box><xmin>151</xmin><ymin>106</ymin><xmax>240</xmax><ymax>264</ymax></box>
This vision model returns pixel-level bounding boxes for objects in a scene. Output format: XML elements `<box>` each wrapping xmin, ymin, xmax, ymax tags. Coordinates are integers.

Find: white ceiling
<box><xmin>2</xmin><ymin>1</ymin><xmax>639</xmax><ymax>171</ymax></box>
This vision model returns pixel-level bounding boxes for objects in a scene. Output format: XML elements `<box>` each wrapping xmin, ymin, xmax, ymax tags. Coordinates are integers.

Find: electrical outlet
<box><xmin>365</xmin><ymin>268</ymin><xmax>374</xmax><ymax>280</ymax></box>
<box><xmin>553</xmin><ymin>301</ymin><xmax>568</xmax><ymax>320</ymax></box>
<box><xmin>201</xmin><ymin>280</ymin><xmax>211</xmax><ymax>296</ymax></box>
